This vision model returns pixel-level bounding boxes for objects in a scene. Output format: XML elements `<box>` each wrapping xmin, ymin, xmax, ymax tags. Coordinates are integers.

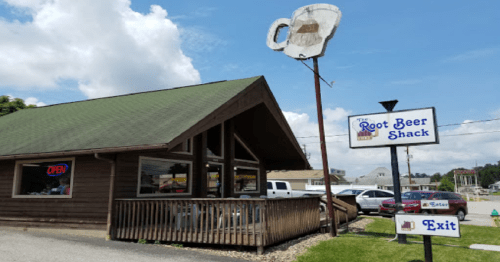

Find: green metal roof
<box><xmin>0</xmin><ymin>76</ymin><xmax>261</xmax><ymax>157</ymax></box>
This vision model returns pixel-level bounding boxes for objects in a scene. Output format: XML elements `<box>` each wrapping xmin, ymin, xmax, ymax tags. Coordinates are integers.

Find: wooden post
<box><xmin>194</xmin><ymin>132</ymin><xmax>208</xmax><ymax>198</ymax></box>
<box><xmin>312</xmin><ymin>57</ymin><xmax>337</xmax><ymax>237</ymax></box>
<box><xmin>224</xmin><ymin>119</ymin><xmax>235</xmax><ymax>198</ymax></box>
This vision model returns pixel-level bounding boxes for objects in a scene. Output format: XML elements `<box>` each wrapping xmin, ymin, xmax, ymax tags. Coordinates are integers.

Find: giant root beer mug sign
<box><xmin>348</xmin><ymin>107</ymin><xmax>439</xmax><ymax>148</ymax></box>
<box><xmin>266</xmin><ymin>4</ymin><xmax>341</xmax><ymax>60</ymax></box>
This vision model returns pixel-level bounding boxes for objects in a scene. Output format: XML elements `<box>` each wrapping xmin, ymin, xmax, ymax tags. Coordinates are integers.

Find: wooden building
<box><xmin>0</xmin><ymin>76</ymin><xmax>321</xmax><ymax>252</ymax></box>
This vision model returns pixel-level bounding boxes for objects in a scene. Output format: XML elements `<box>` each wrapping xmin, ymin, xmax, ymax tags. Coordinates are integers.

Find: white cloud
<box><xmin>0</xmin><ymin>0</ymin><xmax>200</xmax><ymax>99</ymax></box>
<box><xmin>283</xmin><ymin>108</ymin><xmax>500</xmax><ymax>178</ymax></box>
<box><xmin>442</xmin><ymin>47</ymin><xmax>500</xmax><ymax>63</ymax></box>
<box><xmin>24</xmin><ymin>97</ymin><xmax>46</xmax><ymax>107</ymax></box>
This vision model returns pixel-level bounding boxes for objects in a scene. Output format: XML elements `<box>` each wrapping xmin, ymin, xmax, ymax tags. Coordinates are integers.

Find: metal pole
<box><xmin>390</xmin><ymin>145</ymin><xmax>406</xmax><ymax>244</ymax></box>
<box><xmin>313</xmin><ymin>57</ymin><xmax>337</xmax><ymax>237</ymax></box>
<box><xmin>380</xmin><ymin>100</ymin><xmax>406</xmax><ymax>244</ymax></box>
<box><xmin>423</xmin><ymin>235</ymin><xmax>433</xmax><ymax>262</ymax></box>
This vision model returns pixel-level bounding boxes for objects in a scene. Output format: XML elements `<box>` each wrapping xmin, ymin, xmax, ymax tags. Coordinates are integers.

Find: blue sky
<box><xmin>1</xmin><ymin>0</ymin><xmax>499</xmax><ymax>178</ymax></box>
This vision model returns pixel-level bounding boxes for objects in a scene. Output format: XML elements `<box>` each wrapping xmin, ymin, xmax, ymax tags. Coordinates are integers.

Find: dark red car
<box><xmin>379</xmin><ymin>191</ymin><xmax>468</xmax><ymax>221</ymax></box>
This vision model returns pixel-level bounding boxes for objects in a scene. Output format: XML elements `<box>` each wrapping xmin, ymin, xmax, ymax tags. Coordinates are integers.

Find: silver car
<box><xmin>338</xmin><ymin>189</ymin><xmax>394</xmax><ymax>215</ymax></box>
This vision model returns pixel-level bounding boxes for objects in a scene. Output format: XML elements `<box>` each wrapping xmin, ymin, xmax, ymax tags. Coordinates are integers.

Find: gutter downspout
<box><xmin>94</xmin><ymin>153</ymin><xmax>116</xmax><ymax>240</ymax></box>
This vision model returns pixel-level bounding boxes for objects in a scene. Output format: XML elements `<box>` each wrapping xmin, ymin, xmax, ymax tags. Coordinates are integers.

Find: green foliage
<box><xmin>138</xmin><ymin>239</ymin><xmax>147</xmax><ymax>244</ymax></box>
<box><xmin>438</xmin><ymin>177</ymin><xmax>455</xmax><ymax>192</ymax></box>
<box><xmin>0</xmin><ymin>95</ymin><xmax>37</xmax><ymax>117</ymax></box>
<box><xmin>154</xmin><ymin>240</ymin><xmax>161</xmax><ymax>245</ymax></box>
<box><xmin>430</xmin><ymin>172</ymin><xmax>442</xmax><ymax>182</ymax></box>
<box><xmin>172</xmin><ymin>243</ymin><xmax>183</xmax><ymax>248</ymax></box>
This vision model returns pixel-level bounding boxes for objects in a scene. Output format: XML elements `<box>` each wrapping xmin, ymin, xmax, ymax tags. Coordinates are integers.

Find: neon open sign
<box><xmin>47</xmin><ymin>164</ymin><xmax>68</xmax><ymax>176</ymax></box>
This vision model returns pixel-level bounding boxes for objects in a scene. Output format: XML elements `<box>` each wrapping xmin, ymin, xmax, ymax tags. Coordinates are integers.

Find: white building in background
<box><xmin>343</xmin><ymin>167</ymin><xmax>439</xmax><ymax>192</ymax></box>
<box><xmin>489</xmin><ymin>181</ymin><xmax>500</xmax><ymax>192</ymax></box>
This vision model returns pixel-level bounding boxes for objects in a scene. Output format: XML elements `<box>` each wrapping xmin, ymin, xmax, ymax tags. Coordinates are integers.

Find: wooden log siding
<box><xmin>112</xmin><ymin>197</ymin><xmax>320</xmax><ymax>248</ymax></box>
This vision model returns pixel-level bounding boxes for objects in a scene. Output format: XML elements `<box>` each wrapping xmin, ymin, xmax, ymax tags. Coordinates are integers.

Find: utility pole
<box><xmin>406</xmin><ymin>146</ymin><xmax>412</xmax><ymax>186</ymax></box>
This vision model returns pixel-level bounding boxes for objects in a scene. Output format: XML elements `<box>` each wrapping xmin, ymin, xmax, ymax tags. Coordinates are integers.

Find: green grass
<box><xmin>295</xmin><ymin>217</ymin><xmax>500</xmax><ymax>262</ymax></box>
<box><xmin>491</xmin><ymin>192</ymin><xmax>500</xmax><ymax>196</ymax></box>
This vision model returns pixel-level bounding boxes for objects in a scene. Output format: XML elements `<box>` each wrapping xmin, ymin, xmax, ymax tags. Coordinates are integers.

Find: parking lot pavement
<box><xmin>460</xmin><ymin>213</ymin><xmax>494</xmax><ymax>227</ymax></box>
<box><xmin>467</xmin><ymin>201</ymin><xmax>500</xmax><ymax>215</ymax></box>
<box><xmin>0</xmin><ymin>227</ymin><xmax>249</xmax><ymax>262</ymax></box>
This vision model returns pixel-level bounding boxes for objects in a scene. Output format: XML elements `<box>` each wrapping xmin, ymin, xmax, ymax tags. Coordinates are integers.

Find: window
<box><xmin>375</xmin><ymin>191</ymin><xmax>393</xmax><ymax>198</ymax></box>
<box><xmin>276</xmin><ymin>182</ymin><xmax>287</xmax><ymax>190</ymax></box>
<box><xmin>267</xmin><ymin>182</ymin><xmax>273</xmax><ymax>189</ymax></box>
<box><xmin>207</xmin><ymin>163</ymin><xmax>223</xmax><ymax>198</ymax></box>
<box><xmin>234</xmin><ymin>135</ymin><xmax>258</xmax><ymax>163</ymax></box>
<box><xmin>138</xmin><ymin>157</ymin><xmax>192</xmax><ymax>196</ymax></box>
<box><xmin>171</xmin><ymin>138</ymin><xmax>192</xmax><ymax>155</ymax></box>
<box><xmin>207</xmin><ymin>124</ymin><xmax>223</xmax><ymax>158</ymax></box>
<box><xmin>363</xmin><ymin>191</ymin><xmax>376</xmax><ymax>198</ymax></box>
<box><xmin>234</xmin><ymin>167</ymin><xmax>259</xmax><ymax>193</ymax></box>
<box><xmin>13</xmin><ymin>158</ymin><xmax>75</xmax><ymax>198</ymax></box>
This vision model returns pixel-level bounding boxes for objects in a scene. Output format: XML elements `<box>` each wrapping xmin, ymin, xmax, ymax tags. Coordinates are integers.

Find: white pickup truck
<box><xmin>267</xmin><ymin>180</ymin><xmax>325</xmax><ymax>198</ymax></box>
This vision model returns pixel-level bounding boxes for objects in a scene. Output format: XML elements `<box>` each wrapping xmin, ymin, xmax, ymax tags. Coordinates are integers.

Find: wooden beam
<box><xmin>224</xmin><ymin>119</ymin><xmax>235</xmax><ymax>198</ymax></box>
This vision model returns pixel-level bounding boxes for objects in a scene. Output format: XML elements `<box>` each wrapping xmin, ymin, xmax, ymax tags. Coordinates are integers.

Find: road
<box><xmin>0</xmin><ymin>227</ymin><xmax>249</xmax><ymax>262</ymax></box>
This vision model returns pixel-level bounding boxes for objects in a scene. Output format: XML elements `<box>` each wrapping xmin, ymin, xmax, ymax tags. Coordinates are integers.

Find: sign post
<box><xmin>379</xmin><ymin>100</ymin><xmax>406</xmax><ymax>244</ymax></box>
<box><xmin>267</xmin><ymin>4</ymin><xmax>342</xmax><ymax>237</ymax></box>
<box><xmin>395</xmin><ymin>213</ymin><xmax>460</xmax><ymax>262</ymax></box>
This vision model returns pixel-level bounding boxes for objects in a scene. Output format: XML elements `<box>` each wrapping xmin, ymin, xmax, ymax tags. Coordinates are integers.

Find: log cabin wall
<box><xmin>0</xmin><ymin>155</ymin><xmax>111</xmax><ymax>229</ymax></box>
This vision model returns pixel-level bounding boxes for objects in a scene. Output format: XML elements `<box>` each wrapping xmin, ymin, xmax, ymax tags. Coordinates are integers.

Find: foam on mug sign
<box><xmin>266</xmin><ymin>4</ymin><xmax>342</xmax><ymax>59</ymax></box>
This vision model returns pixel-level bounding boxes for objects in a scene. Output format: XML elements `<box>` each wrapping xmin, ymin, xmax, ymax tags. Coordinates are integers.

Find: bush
<box><xmin>438</xmin><ymin>177</ymin><xmax>455</xmax><ymax>192</ymax></box>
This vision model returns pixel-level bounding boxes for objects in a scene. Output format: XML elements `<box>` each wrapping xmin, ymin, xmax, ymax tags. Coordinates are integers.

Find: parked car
<box><xmin>379</xmin><ymin>191</ymin><xmax>468</xmax><ymax>221</ymax></box>
<box><xmin>267</xmin><ymin>180</ymin><xmax>325</xmax><ymax>198</ymax></box>
<box><xmin>337</xmin><ymin>189</ymin><xmax>394</xmax><ymax>215</ymax></box>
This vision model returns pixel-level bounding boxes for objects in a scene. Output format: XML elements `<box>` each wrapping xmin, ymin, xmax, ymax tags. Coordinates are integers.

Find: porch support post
<box><xmin>224</xmin><ymin>119</ymin><xmax>235</xmax><ymax>198</ymax></box>
<box><xmin>194</xmin><ymin>131</ymin><xmax>208</xmax><ymax>198</ymax></box>
<box><xmin>94</xmin><ymin>153</ymin><xmax>116</xmax><ymax>240</ymax></box>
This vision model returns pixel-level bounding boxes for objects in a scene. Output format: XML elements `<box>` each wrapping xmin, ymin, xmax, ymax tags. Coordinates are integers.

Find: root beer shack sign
<box><xmin>348</xmin><ymin>107</ymin><xmax>439</xmax><ymax>148</ymax></box>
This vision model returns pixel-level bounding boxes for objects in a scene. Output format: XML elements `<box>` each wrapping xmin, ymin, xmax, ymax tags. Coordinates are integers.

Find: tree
<box><xmin>0</xmin><ymin>95</ymin><xmax>36</xmax><ymax>117</ymax></box>
<box><xmin>430</xmin><ymin>173</ymin><xmax>441</xmax><ymax>182</ymax></box>
<box><xmin>438</xmin><ymin>177</ymin><xmax>455</xmax><ymax>192</ymax></box>
<box><xmin>480</xmin><ymin>172</ymin><xmax>495</xmax><ymax>188</ymax></box>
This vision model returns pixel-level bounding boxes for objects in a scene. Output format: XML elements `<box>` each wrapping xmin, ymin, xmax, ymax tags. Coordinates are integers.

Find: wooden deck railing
<box><xmin>112</xmin><ymin>197</ymin><xmax>320</xmax><ymax>249</ymax></box>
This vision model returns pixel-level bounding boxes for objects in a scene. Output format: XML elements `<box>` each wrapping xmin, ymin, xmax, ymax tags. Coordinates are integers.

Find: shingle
<box><xmin>0</xmin><ymin>76</ymin><xmax>261</xmax><ymax>156</ymax></box>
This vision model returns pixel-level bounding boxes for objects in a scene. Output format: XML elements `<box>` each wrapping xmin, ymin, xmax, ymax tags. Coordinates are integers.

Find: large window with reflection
<box><xmin>12</xmin><ymin>158</ymin><xmax>75</xmax><ymax>198</ymax></box>
<box><xmin>207</xmin><ymin>163</ymin><xmax>223</xmax><ymax>198</ymax></box>
<box><xmin>207</xmin><ymin>124</ymin><xmax>223</xmax><ymax>158</ymax></box>
<box><xmin>137</xmin><ymin>157</ymin><xmax>192</xmax><ymax>196</ymax></box>
<box><xmin>234</xmin><ymin>167</ymin><xmax>259</xmax><ymax>193</ymax></box>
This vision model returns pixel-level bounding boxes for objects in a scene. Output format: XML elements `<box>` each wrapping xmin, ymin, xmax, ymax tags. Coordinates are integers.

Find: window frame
<box><xmin>207</xmin><ymin>123</ymin><xmax>224</xmax><ymax>160</ymax></box>
<box><xmin>136</xmin><ymin>156</ymin><xmax>193</xmax><ymax>197</ymax></box>
<box><xmin>234</xmin><ymin>134</ymin><xmax>259</xmax><ymax>164</ymax></box>
<box><xmin>207</xmin><ymin>161</ymin><xmax>224</xmax><ymax>198</ymax></box>
<box><xmin>171</xmin><ymin>138</ymin><xmax>193</xmax><ymax>155</ymax></box>
<box><xmin>12</xmin><ymin>157</ymin><xmax>76</xmax><ymax>199</ymax></box>
<box><xmin>233</xmin><ymin>166</ymin><xmax>260</xmax><ymax>194</ymax></box>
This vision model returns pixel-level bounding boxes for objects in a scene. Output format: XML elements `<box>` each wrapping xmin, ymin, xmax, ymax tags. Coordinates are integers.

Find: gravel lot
<box><xmin>170</xmin><ymin>217</ymin><xmax>374</xmax><ymax>262</ymax></box>
<box><xmin>0</xmin><ymin>218</ymin><xmax>373</xmax><ymax>262</ymax></box>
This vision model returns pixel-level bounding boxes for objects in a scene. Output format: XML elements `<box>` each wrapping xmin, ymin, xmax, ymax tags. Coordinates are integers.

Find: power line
<box><xmin>299</xmin><ymin>129</ymin><xmax>500</xmax><ymax>145</ymax></box>
<box><xmin>295</xmin><ymin>117</ymin><xmax>500</xmax><ymax>139</ymax></box>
